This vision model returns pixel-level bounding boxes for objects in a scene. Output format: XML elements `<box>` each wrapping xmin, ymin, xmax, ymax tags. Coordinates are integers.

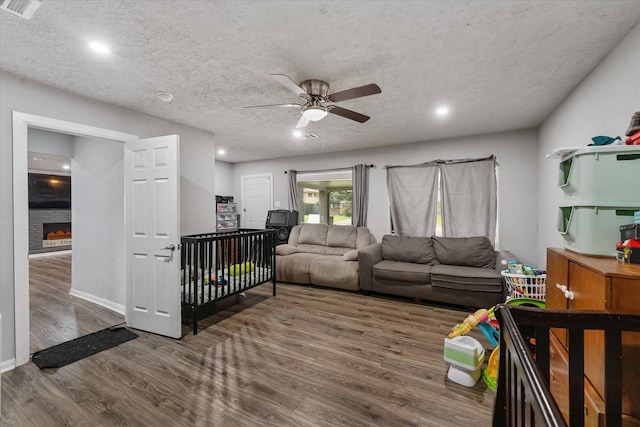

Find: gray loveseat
<box><xmin>275</xmin><ymin>223</ymin><xmax>372</xmax><ymax>291</ymax></box>
<box><xmin>358</xmin><ymin>235</ymin><xmax>514</xmax><ymax>308</ymax></box>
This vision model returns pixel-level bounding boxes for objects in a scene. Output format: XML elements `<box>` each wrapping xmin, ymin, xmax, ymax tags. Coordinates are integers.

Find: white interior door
<box><xmin>125</xmin><ymin>135</ymin><xmax>181</xmax><ymax>338</ymax></box>
<box><xmin>241</xmin><ymin>173</ymin><xmax>273</xmax><ymax>229</ymax></box>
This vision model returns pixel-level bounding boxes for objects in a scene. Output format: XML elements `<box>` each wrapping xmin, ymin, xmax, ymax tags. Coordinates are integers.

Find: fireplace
<box><xmin>42</xmin><ymin>222</ymin><xmax>72</xmax><ymax>248</ymax></box>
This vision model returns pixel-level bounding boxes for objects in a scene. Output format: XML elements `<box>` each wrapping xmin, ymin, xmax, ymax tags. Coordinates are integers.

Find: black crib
<box><xmin>180</xmin><ymin>229</ymin><xmax>276</xmax><ymax>334</ymax></box>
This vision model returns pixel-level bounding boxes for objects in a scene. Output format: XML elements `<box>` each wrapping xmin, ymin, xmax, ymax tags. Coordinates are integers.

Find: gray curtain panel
<box><xmin>440</xmin><ymin>156</ymin><xmax>497</xmax><ymax>241</ymax></box>
<box><xmin>288</xmin><ymin>170</ymin><xmax>299</xmax><ymax>212</ymax></box>
<box><xmin>352</xmin><ymin>164</ymin><xmax>369</xmax><ymax>227</ymax></box>
<box><xmin>386</xmin><ymin>163</ymin><xmax>439</xmax><ymax>237</ymax></box>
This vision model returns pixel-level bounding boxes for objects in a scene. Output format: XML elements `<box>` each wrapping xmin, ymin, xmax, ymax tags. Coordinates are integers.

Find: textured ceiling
<box><xmin>2</xmin><ymin>1</ymin><xmax>639</xmax><ymax>163</ymax></box>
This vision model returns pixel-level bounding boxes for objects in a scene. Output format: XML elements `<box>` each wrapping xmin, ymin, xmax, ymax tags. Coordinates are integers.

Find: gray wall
<box><xmin>214</xmin><ymin>160</ymin><xmax>233</xmax><ymax>196</ymax></box>
<box><xmin>71</xmin><ymin>136</ymin><xmax>125</xmax><ymax>307</ymax></box>
<box><xmin>28</xmin><ymin>128</ymin><xmax>74</xmax><ymax>158</ymax></box>
<box><xmin>538</xmin><ymin>23</ymin><xmax>640</xmax><ymax>265</ymax></box>
<box><xmin>1</xmin><ymin>71</ymin><xmax>216</xmax><ymax>365</ymax></box>
<box><xmin>230</xmin><ymin>128</ymin><xmax>539</xmax><ymax>265</ymax></box>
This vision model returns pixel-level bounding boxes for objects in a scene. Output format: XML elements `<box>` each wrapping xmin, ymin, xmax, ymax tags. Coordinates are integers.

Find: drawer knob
<box><xmin>555</xmin><ymin>283</ymin><xmax>575</xmax><ymax>300</ymax></box>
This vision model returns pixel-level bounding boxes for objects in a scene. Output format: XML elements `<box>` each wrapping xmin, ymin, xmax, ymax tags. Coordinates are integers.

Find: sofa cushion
<box><xmin>325</xmin><ymin>246</ymin><xmax>350</xmax><ymax>256</ymax></box>
<box><xmin>326</xmin><ymin>225</ymin><xmax>357</xmax><ymax>248</ymax></box>
<box><xmin>373</xmin><ymin>260</ymin><xmax>432</xmax><ymax>285</ymax></box>
<box><xmin>309</xmin><ymin>255</ymin><xmax>359</xmax><ymax>291</ymax></box>
<box><xmin>296</xmin><ymin>244</ymin><xmax>327</xmax><ymax>255</ymax></box>
<box><xmin>275</xmin><ymin>244</ymin><xmax>300</xmax><ymax>256</ymax></box>
<box><xmin>432</xmin><ymin>236</ymin><xmax>496</xmax><ymax>268</ymax></box>
<box><xmin>431</xmin><ymin>265</ymin><xmax>503</xmax><ymax>293</ymax></box>
<box><xmin>381</xmin><ymin>235</ymin><xmax>439</xmax><ymax>265</ymax></box>
<box><xmin>276</xmin><ymin>252</ymin><xmax>323</xmax><ymax>283</ymax></box>
<box><xmin>299</xmin><ymin>224</ymin><xmax>328</xmax><ymax>246</ymax></box>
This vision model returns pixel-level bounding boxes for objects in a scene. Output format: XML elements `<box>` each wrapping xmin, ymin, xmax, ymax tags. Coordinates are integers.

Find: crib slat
<box><xmin>604</xmin><ymin>329</ymin><xmax>622</xmax><ymax>426</ymax></box>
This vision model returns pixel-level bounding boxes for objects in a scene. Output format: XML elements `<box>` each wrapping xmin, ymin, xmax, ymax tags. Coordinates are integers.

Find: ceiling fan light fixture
<box><xmin>302</xmin><ymin>106</ymin><xmax>328</xmax><ymax>121</ymax></box>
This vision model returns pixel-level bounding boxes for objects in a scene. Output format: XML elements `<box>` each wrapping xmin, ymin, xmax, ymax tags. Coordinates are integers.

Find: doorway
<box><xmin>12</xmin><ymin>112</ymin><xmax>138</xmax><ymax>367</ymax></box>
<box><xmin>26</xmin><ymin>135</ymin><xmax>127</xmax><ymax>355</ymax></box>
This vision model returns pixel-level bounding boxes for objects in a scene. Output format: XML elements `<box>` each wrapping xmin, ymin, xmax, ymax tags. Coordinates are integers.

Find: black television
<box><xmin>28</xmin><ymin>173</ymin><xmax>71</xmax><ymax>209</ymax></box>
<box><xmin>265</xmin><ymin>210</ymin><xmax>298</xmax><ymax>227</ymax></box>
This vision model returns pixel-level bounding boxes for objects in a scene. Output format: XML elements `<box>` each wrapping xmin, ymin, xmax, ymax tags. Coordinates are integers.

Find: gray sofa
<box><xmin>275</xmin><ymin>223</ymin><xmax>372</xmax><ymax>291</ymax></box>
<box><xmin>358</xmin><ymin>235</ymin><xmax>514</xmax><ymax>308</ymax></box>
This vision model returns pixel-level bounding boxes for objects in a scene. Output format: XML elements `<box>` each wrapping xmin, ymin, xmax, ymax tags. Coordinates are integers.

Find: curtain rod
<box><xmin>285</xmin><ymin>164</ymin><xmax>375</xmax><ymax>174</ymax></box>
<box><xmin>384</xmin><ymin>155</ymin><xmax>498</xmax><ymax>169</ymax></box>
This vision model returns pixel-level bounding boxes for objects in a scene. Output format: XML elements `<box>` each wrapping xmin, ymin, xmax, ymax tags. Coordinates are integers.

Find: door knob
<box><xmin>162</xmin><ymin>244</ymin><xmax>176</xmax><ymax>251</ymax></box>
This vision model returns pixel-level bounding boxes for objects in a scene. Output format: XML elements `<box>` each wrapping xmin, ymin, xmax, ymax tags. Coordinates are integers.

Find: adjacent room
<box><xmin>1</xmin><ymin>1</ymin><xmax>639</xmax><ymax>425</ymax></box>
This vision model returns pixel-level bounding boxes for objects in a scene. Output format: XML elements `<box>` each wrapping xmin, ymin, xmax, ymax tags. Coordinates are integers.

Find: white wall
<box><xmin>0</xmin><ymin>71</ymin><xmax>216</xmax><ymax>365</ymax></box>
<box><xmin>231</xmin><ymin>129</ymin><xmax>539</xmax><ymax>264</ymax></box>
<box><xmin>215</xmin><ymin>160</ymin><xmax>233</xmax><ymax>196</ymax></box>
<box><xmin>538</xmin><ymin>23</ymin><xmax>640</xmax><ymax>265</ymax></box>
<box><xmin>71</xmin><ymin>136</ymin><xmax>125</xmax><ymax>309</ymax></box>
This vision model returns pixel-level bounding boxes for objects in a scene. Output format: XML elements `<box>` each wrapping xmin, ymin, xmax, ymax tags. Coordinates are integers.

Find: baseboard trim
<box><xmin>29</xmin><ymin>249</ymin><xmax>72</xmax><ymax>259</ymax></box>
<box><xmin>1</xmin><ymin>358</ymin><xmax>17</xmax><ymax>373</ymax></box>
<box><xmin>69</xmin><ymin>288</ymin><xmax>125</xmax><ymax>315</ymax></box>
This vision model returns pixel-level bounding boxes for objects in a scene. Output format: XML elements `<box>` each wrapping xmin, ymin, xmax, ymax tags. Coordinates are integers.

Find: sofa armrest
<box><xmin>494</xmin><ymin>250</ymin><xmax>517</xmax><ymax>273</ymax></box>
<box><xmin>358</xmin><ymin>243</ymin><xmax>382</xmax><ymax>291</ymax></box>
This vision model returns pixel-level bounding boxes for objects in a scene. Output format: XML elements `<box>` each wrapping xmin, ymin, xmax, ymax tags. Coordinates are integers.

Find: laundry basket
<box><xmin>501</xmin><ymin>271</ymin><xmax>546</xmax><ymax>301</ymax></box>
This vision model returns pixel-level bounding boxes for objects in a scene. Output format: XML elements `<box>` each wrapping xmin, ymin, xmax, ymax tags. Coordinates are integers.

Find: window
<box><xmin>297</xmin><ymin>169</ymin><xmax>353</xmax><ymax>225</ymax></box>
<box><xmin>387</xmin><ymin>157</ymin><xmax>497</xmax><ymax>242</ymax></box>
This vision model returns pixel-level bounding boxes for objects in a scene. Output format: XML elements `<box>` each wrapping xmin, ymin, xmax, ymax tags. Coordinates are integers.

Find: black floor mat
<box><xmin>32</xmin><ymin>326</ymin><xmax>138</xmax><ymax>369</ymax></box>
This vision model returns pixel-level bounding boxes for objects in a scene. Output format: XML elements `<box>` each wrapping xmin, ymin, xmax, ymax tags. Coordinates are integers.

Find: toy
<box><xmin>482</xmin><ymin>346</ymin><xmax>500</xmax><ymax>391</ymax></box>
<box><xmin>502</xmin><ymin>259</ymin><xmax>545</xmax><ymax>276</ymax></box>
<box><xmin>448</xmin><ymin>307</ymin><xmax>493</xmax><ymax>339</ymax></box>
<box><xmin>229</xmin><ymin>262</ymin><xmax>255</xmax><ymax>276</ymax></box>
<box><xmin>444</xmin><ymin>336</ymin><xmax>485</xmax><ymax>387</ymax></box>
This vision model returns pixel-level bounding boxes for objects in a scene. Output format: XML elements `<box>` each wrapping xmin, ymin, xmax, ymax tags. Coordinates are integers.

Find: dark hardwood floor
<box><xmin>2</xmin><ymin>255</ymin><xmax>495</xmax><ymax>426</ymax></box>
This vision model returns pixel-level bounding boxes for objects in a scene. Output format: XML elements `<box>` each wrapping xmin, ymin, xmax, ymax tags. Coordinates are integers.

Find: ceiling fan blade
<box><xmin>295</xmin><ymin>115</ymin><xmax>309</xmax><ymax>128</ymax></box>
<box><xmin>328</xmin><ymin>106</ymin><xmax>370</xmax><ymax>123</ymax></box>
<box><xmin>243</xmin><ymin>103</ymin><xmax>301</xmax><ymax>109</ymax></box>
<box><xmin>271</xmin><ymin>74</ymin><xmax>307</xmax><ymax>97</ymax></box>
<box><xmin>328</xmin><ymin>83</ymin><xmax>381</xmax><ymax>103</ymax></box>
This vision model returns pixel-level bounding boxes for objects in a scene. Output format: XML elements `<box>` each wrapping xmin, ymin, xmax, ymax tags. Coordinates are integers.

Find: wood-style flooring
<box><xmin>2</xmin><ymin>254</ymin><xmax>495</xmax><ymax>426</ymax></box>
<box><xmin>28</xmin><ymin>253</ymin><xmax>125</xmax><ymax>353</ymax></box>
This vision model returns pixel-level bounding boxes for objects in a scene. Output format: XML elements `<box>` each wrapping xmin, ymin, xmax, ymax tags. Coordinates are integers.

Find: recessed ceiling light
<box><xmin>292</xmin><ymin>130</ymin><xmax>303</xmax><ymax>138</ymax></box>
<box><xmin>217</xmin><ymin>149</ymin><xmax>226</xmax><ymax>155</ymax></box>
<box><xmin>435</xmin><ymin>106</ymin><xmax>450</xmax><ymax>117</ymax></box>
<box><xmin>62</xmin><ymin>164</ymin><xmax>70</xmax><ymax>170</ymax></box>
<box><xmin>156</xmin><ymin>92</ymin><xmax>174</xmax><ymax>103</ymax></box>
<box><xmin>88</xmin><ymin>41</ymin><xmax>110</xmax><ymax>55</ymax></box>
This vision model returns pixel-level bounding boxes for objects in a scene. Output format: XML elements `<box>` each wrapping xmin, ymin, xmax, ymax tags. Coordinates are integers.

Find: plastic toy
<box><xmin>482</xmin><ymin>346</ymin><xmax>500</xmax><ymax>391</ymax></box>
<box><xmin>448</xmin><ymin>307</ymin><xmax>493</xmax><ymax>339</ymax></box>
<box><xmin>502</xmin><ymin>259</ymin><xmax>545</xmax><ymax>276</ymax></box>
<box><xmin>444</xmin><ymin>336</ymin><xmax>485</xmax><ymax>387</ymax></box>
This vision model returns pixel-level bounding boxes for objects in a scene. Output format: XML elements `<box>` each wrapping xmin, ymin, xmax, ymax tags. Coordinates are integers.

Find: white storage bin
<box><xmin>557</xmin><ymin>146</ymin><xmax>640</xmax><ymax>204</ymax></box>
<box><xmin>557</xmin><ymin>204</ymin><xmax>640</xmax><ymax>256</ymax></box>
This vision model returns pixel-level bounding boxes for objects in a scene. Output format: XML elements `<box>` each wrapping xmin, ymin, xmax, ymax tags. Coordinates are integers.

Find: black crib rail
<box><xmin>493</xmin><ymin>304</ymin><xmax>640</xmax><ymax>427</ymax></box>
<box><xmin>180</xmin><ymin>228</ymin><xmax>276</xmax><ymax>334</ymax></box>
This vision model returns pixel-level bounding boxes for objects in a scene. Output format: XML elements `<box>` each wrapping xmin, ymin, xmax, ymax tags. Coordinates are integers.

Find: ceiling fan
<box><xmin>244</xmin><ymin>74</ymin><xmax>381</xmax><ymax>128</ymax></box>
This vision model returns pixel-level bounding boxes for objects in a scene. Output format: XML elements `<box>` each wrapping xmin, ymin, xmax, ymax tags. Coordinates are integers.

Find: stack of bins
<box><xmin>554</xmin><ymin>146</ymin><xmax>640</xmax><ymax>256</ymax></box>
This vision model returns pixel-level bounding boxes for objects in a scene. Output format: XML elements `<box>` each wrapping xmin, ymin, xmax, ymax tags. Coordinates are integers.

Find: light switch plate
<box><xmin>274</xmin><ymin>201</ymin><xmax>281</xmax><ymax>208</ymax></box>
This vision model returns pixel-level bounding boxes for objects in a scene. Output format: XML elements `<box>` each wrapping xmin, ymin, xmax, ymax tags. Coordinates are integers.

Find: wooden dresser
<box><xmin>546</xmin><ymin>248</ymin><xmax>640</xmax><ymax>426</ymax></box>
